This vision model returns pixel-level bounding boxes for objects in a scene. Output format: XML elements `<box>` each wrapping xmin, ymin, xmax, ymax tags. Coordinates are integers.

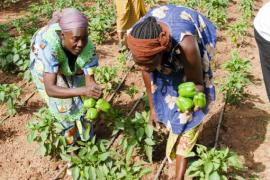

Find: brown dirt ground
<box><xmin>1</xmin><ymin>0</ymin><xmax>270</xmax><ymax>179</ymax></box>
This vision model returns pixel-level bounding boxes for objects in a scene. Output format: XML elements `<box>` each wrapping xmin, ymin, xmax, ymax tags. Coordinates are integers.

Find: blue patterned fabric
<box><xmin>29</xmin><ymin>25</ymin><xmax>98</xmax><ymax>143</ymax></box>
<box><xmin>136</xmin><ymin>5</ymin><xmax>217</xmax><ymax>134</ymax></box>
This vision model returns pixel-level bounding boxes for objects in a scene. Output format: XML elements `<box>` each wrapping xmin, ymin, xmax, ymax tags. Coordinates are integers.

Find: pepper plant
<box><xmin>65</xmin><ymin>137</ymin><xmax>151</xmax><ymax>180</ymax></box>
<box><xmin>186</xmin><ymin>144</ymin><xmax>243</xmax><ymax>179</ymax></box>
<box><xmin>228</xmin><ymin>20</ymin><xmax>249</xmax><ymax>45</ymax></box>
<box><xmin>27</xmin><ymin>108</ymin><xmax>67</xmax><ymax>158</ymax></box>
<box><xmin>113</xmin><ymin>111</ymin><xmax>155</xmax><ymax>163</ymax></box>
<box><xmin>94</xmin><ymin>66</ymin><xmax>119</xmax><ymax>95</ymax></box>
<box><xmin>126</xmin><ymin>84</ymin><xmax>139</xmax><ymax>98</ymax></box>
<box><xmin>0</xmin><ymin>84</ymin><xmax>21</xmax><ymax>116</ymax></box>
<box><xmin>238</xmin><ymin>0</ymin><xmax>254</xmax><ymax>19</ymax></box>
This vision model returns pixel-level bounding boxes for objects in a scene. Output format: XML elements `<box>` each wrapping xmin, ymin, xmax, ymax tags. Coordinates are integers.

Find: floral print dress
<box><xmin>30</xmin><ymin>23</ymin><xmax>98</xmax><ymax>144</ymax></box>
<box><xmin>138</xmin><ymin>5</ymin><xmax>217</xmax><ymax>135</ymax></box>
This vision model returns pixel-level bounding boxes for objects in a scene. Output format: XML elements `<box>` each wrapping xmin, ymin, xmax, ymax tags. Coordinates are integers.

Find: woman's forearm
<box><xmin>45</xmin><ymin>85</ymin><xmax>86</xmax><ymax>99</ymax></box>
<box><xmin>141</xmin><ymin>71</ymin><xmax>155</xmax><ymax>110</ymax></box>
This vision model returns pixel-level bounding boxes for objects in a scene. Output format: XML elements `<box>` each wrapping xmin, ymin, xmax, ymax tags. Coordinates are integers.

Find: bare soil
<box><xmin>1</xmin><ymin>0</ymin><xmax>270</xmax><ymax>179</ymax></box>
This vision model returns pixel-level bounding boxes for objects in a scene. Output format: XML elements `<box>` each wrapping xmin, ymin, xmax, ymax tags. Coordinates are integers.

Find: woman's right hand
<box><xmin>84</xmin><ymin>83</ymin><xmax>103</xmax><ymax>99</ymax></box>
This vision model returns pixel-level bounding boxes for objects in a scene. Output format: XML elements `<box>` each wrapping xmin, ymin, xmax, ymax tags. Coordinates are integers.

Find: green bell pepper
<box><xmin>175</xmin><ymin>96</ymin><xmax>194</xmax><ymax>113</ymax></box>
<box><xmin>83</xmin><ymin>98</ymin><xmax>96</xmax><ymax>109</ymax></box>
<box><xmin>193</xmin><ymin>92</ymin><xmax>206</xmax><ymax>109</ymax></box>
<box><xmin>85</xmin><ymin>108</ymin><xmax>99</xmax><ymax>121</ymax></box>
<box><xmin>178</xmin><ymin>82</ymin><xmax>197</xmax><ymax>98</ymax></box>
<box><xmin>95</xmin><ymin>99</ymin><xmax>111</xmax><ymax>113</ymax></box>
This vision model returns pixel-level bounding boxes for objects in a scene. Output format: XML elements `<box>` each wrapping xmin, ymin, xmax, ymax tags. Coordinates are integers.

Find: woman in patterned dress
<box><xmin>127</xmin><ymin>5</ymin><xmax>216</xmax><ymax>179</ymax></box>
<box><xmin>30</xmin><ymin>8</ymin><xmax>102</xmax><ymax>145</ymax></box>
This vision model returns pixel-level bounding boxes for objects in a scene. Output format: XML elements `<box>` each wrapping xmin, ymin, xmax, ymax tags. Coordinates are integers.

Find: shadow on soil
<box><xmin>0</xmin><ymin>127</ymin><xmax>17</xmax><ymax>142</ymax></box>
<box><xmin>199</xmin><ymin>101</ymin><xmax>270</xmax><ymax>177</ymax></box>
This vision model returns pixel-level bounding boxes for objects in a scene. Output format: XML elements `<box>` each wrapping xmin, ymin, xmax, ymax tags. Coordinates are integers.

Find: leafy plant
<box><xmin>222</xmin><ymin>50</ymin><xmax>251</xmax><ymax>75</ymax></box>
<box><xmin>0</xmin><ymin>84</ymin><xmax>21</xmax><ymax>115</ymax></box>
<box><xmin>186</xmin><ymin>144</ymin><xmax>243</xmax><ymax>179</ymax></box>
<box><xmin>228</xmin><ymin>20</ymin><xmax>249</xmax><ymax>45</ymax></box>
<box><xmin>27</xmin><ymin>108</ymin><xmax>67</xmax><ymax>158</ymax></box>
<box><xmin>65</xmin><ymin>137</ymin><xmax>151</xmax><ymax>180</ymax></box>
<box><xmin>220</xmin><ymin>73</ymin><xmax>250</xmax><ymax>104</ymax></box>
<box><xmin>94</xmin><ymin>66</ymin><xmax>119</xmax><ymax>94</ymax></box>
<box><xmin>0</xmin><ymin>36</ymin><xmax>31</xmax><ymax>81</ymax></box>
<box><xmin>238</xmin><ymin>0</ymin><xmax>254</xmax><ymax>19</ymax></box>
<box><xmin>220</xmin><ymin>50</ymin><xmax>251</xmax><ymax>104</ymax></box>
<box><xmin>126</xmin><ymin>84</ymin><xmax>139</xmax><ymax>98</ymax></box>
<box><xmin>113</xmin><ymin>111</ymin><xmax>155</xmax><ymax>163</ymax></box>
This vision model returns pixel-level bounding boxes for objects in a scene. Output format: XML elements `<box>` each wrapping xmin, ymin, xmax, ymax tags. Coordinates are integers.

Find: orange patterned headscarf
<box><xmin>127</xmin><ymin>22</ymin><xmax>171</xmax><ymax>63</ymax></box>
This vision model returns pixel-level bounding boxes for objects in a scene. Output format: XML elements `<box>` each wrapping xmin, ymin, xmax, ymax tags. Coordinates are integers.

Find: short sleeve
<box><xmin>41</xmin><ymin>41</ymin><xmax>59</xmax><ymax>73</ymax></box>
<box><xmin>83</xmin><ymin>55</ymin><xmax>99</xmax><ymax>75</ymax></box>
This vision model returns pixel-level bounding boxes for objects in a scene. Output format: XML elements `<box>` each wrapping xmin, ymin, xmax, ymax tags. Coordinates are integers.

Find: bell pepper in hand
<box><xmin>175</xmin><ymin>96</ymin><xmax>194</xmax><ymax>113</ymax></box>
<box><xmin>178</xmin><ymin>82</ymin><xmax>197</xmax><ymax>98</ymax></box>
<box><xmin>85</xmin><ymin>108</ymin><xmax>99</xmax><ymax>121</ymax></box>
<box><xmin>83</xmin><ymin>98</ymin><xmax>96</xmax><ymax>109</ymax></box>
<box><xmin>193</xmin><ymin>92</ymin><xmax>206</xmax><ymax>109</ymax></box>
<box><xmin>95</xmin><ymin>99</ymin><xmax>111</xmax><ymax>113</ymax></box>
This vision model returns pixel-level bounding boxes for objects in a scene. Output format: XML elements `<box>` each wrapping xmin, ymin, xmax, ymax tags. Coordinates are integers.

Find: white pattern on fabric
<box><xmin>165</xmin><ymin>95</ymin><xmax>177</xmax><ymax>110</ymax></box>
<box><xmin>178</xmin><ymin>113</ymin><xmax>192</xmax><ymax>124</ymax></box>
<box><xmin>151</xmin><ymin>6</ymin><xmax>169</xmax><ymax>19</ymax></box>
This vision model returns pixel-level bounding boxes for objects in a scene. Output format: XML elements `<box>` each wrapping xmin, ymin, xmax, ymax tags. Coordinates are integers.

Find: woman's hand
<box><xmin>84</xmin><ymin>82</ymin><xmax>103</xmax><ymax>99</ymax></box>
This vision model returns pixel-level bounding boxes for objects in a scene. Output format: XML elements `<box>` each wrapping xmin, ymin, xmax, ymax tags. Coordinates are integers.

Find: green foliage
<box><xmin>228</xmin><ymin>20</ymin><xmax>249</xmax><ymax>45</ymax></box>
<box><xmin>86</xmin><ymin>0</ymin><xmax>116</xmax><ymax>44</ymax></box>
<box><xmin>238</xmin><ymin>0</ymin><xmax>254</xmax><ymax>19</ymax></box>
<box><xmin>64</xmin><ymin>137</ymin><xmax>151</xmax><ymax>180</ymax></box>
<box><xmin>222</xmin><ymin>50</ymin><xmax>251</xmax><ymax>75</ymax></box>
<box><xmin>0</xmin><ymin>84</ymin><xmax>21</xmax><ymax>115</ymax></box>
<box><xmin>220</xmin><ymin>50</ymin><xmax>251</xmax><ymax>104</ymax></box>
<box><xmin>94</xmin><ymin>66</ymin><xmax>119</xmax><ymax>95</ymax></box>
<box><xmin>169</xmin><ymin>0</ymin><xmax>228</xmax><ymax>28</ymax></box>
<box><xmin>112</xmin><ymin>111</ymin><xmax>155</xmax><ymax>163</ymax></box>
<box><xmin>0</xmin><ymin>0</ymin><xmax>21</xmax><ymax>8</ymax></box>
<box><xmin>0</xmin><ymin>35</ymin><xmax>32</xmax><ymax>81</ymax></box>
<box><xmin>204</xmin><ymin>0</ymin><xmax>229</xmax><ymax>28</ymax></box>
<box><xmin>220</xmin><ymin>73</ymin><xmax>250</xmax><ymax>104</ymax></box>
<box><xmin>126</xmin><ymin>84</ymin><xmax>139</xmax><ymax>98</ymax></box>
<box><xmin>186</xmin><ymin>144</ymin><xmax>243</xmax><ymax>179</ymax></box>
<box><xmin>27</xmin><ymin>108</ymin><xmax>67</xmax><ymax>158</ymax></box>
<box><xmin>144</xmin><ymin>0</ymin><xmax>157</xmax><ymax>7</ymax></box>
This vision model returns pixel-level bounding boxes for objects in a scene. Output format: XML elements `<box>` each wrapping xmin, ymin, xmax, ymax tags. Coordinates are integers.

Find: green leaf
<box><xmin>84</xmin><ymin>166</ymin><xmax>90</xmax><ymax>179</ymax></box>
<box><xmin>209</xmin><ymin>171</ymin><xmax>221</xmax><ymax>180</ymax></box>
<box><xmin>145</xmin><ymin>138</ymin><xmax>155</xmax><ymax>146</ymax></box>
<box><xmin>67</xmin><ymin>146</ymin><xmax>80</xmax><ymax>153</ymax></box>
<box><xmin>221</xmin><ymin>175</ymin><xmax>228</xmax><ymax>180</ymax></box>
<box><xmin>204</xmin><ymin>161</ymin><xmax>214</xmax><ymax>175</ymax></box>
<box><xmin>60</xmin><ymin>153</ymin><xmax>71</xmax><ymax>161</ymax></box>
<box><xmin>136</xmin><ymin>127</ymin><xmax>144</xmax><ymax>142</ymax></box>
<box><xmin>39</xmin><ymin>144</ymin><xmax>46</xmax><ymax>156</ymax></box>
<box><xmin>145</xmin><ymin>124</ymin><xmax>153</xmax><ymax>137</ymax></box>
<box><xmin>71</xmin><ymin>156</ymin><xmax>82</xmax><ymax>164</ymax></box>
<box><xmin>89</xmin><ymin>166</ymin><xmax>96</xmax><ymax>180</ymax></box>
<box><xmin>27</xmin><ymin>131</ymin><xmax>36</xmax><ymax>143</ymax></box>
<box><xmin>138</xmin><ymin>168</ymin><xmax>152</xmax><ymax>177</ymax></box>
<box><xmin>144</xmin><ymin>145</ymin><xmax>153</xmax><ymax>163</ymax></box>
<box><xmin>72</xmin><ymin>166</ymin><xmax>80</xmax><ymax>180</ymax></box>
<box><xmin>126</xmin><ymin>144</ymin><xmax>135</xmax><ymax>162</ymax></box>
<box><xmin>98</xmin><ymin>152</ymin><xmax>110</xmax><ymax>162</ymax></box>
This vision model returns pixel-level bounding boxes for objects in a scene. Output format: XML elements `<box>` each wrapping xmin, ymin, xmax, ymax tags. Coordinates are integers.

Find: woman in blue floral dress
<box><xmin>127</xmin><ymin>5</ymin><xmax>216</xmax><ymax>179</ymax></box>
<box><xmin>30</xmin><ymin>8</ymin><xmax>102</xmax><ymax>145</ymax></box>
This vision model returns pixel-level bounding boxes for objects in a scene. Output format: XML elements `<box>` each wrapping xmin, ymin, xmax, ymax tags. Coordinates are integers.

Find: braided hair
<box><xmin>131</xmin><ymin>16</ymin><xmax>162</xmax><ymax>39</ymax></box>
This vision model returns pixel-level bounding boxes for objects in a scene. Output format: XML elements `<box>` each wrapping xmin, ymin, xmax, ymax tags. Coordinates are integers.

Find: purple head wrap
<box><xmin>49</xmin><ymin>8</ymin><xmax>88</xmax><ymax>32</ymax></box>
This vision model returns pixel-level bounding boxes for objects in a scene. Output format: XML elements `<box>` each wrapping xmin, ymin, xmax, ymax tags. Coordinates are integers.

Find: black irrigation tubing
<box><xmin>153</xmin><ymin>101</ymin><xmax>227</xmax><ymax>179</ymax></box>
<box><xmin>106</xmin><ymin>93</ymin><xmax>144</xmax><ymax>150</ymax></box>
<box><xmin>106</xmin><ymin>62</ymin><xmax>135</xmax><ymax>102</ymax></box>
<box><xmin>214</xmin><ymin>102</ymin><xmax>226</xmax><ymax>148</ymax></box>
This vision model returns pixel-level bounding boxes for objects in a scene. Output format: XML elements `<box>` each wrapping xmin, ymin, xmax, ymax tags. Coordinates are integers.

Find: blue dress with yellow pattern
<box><xmin>139</xmin><ymin>5</ymin><xmax>216</xmax><ymax>135</ymax></box>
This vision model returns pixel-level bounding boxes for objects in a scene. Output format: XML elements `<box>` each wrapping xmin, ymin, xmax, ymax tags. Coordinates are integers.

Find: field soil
<box><xmin>1</xmin><ymin>0</ymin><xmax>270</xmax><ymax>179</ymax></box>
